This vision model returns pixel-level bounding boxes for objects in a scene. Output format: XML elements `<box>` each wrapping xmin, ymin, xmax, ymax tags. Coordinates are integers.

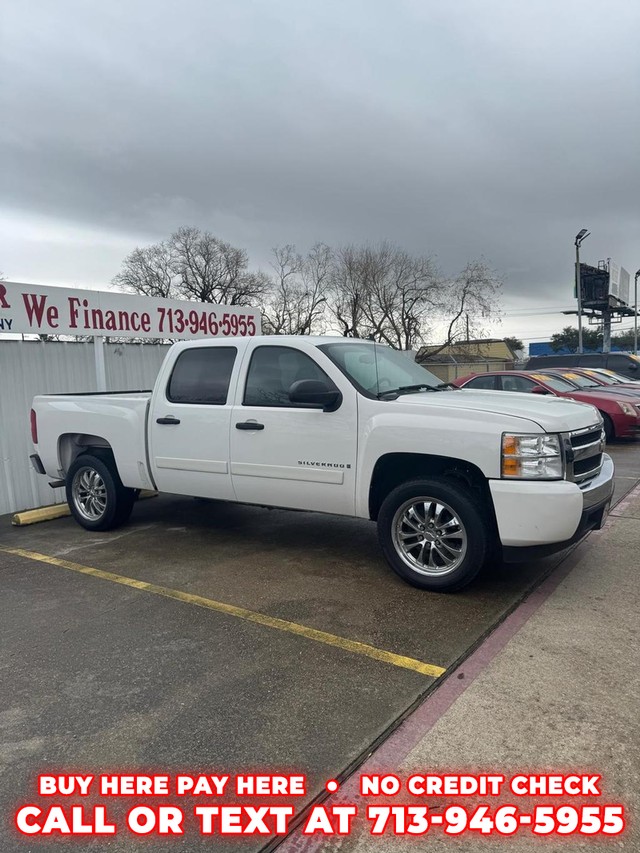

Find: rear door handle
<box><xmin>156</xmin><ymin>416</ymin><xmax>181</xmax><ymax>425</ymax></box>
<box><xmin>236</xmin><ymin>421</ymin><xmax>264</xmax><ymax>430</ymax></box>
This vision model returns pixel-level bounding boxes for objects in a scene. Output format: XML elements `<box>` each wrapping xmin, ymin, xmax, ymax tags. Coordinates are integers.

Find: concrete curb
<box><xmin>274</xmin><ymin>483</ymin><xmax>640</xmax><ymax>853</ymax></box>
<box><xmin>11</xmin><ymin>491</ymin><xmax>159</xmax><ymax>526</ymax></box>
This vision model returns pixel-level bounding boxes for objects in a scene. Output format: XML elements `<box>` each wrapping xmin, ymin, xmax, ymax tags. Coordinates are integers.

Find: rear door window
<box><xmin>536</xmin><ymin>353</ymin><xmax>578</xmax><ymax>367</ymax></box>
<box><xmin>463</xmin><ymin>375</ymin><xmax>497</xmax><ymax>390</ymax></box>
<box><xmin>529</xmin><ymin>356</ymin><xmax>578</xmax><ymax>368</ymax></box>
<box><xmin>499</xmin><ymin>375</ymin><xmax>537</xmax><ymax>392</ymax></box>
<box><xmin>167</xmin><ymin>347</ymin><xmax>237</xmax><ymax>404</ymax></box>
<box><xmin>607</xmin><ymin>354</ymin><xmax>639</xmax><ymax>375</ymax></box>
<box><xmin>577</xmin><ymin>354</ymin><xmax>604</xmax><ymax>367</ymax></box>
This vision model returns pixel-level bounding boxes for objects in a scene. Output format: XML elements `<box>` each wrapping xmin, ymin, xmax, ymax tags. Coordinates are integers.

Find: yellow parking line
<box><xmin>0</xmin><ymin>546</ymin><xmax>446</xmax><ymax>679</ymax></box>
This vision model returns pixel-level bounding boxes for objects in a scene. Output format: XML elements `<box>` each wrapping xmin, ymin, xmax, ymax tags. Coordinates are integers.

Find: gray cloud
<box><xmin>1</xmin><ymin>0</ymin><xmax>639</xmax><ymax>336</ymax></box>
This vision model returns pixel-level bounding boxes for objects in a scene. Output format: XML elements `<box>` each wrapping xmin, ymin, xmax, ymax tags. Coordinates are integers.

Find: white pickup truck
<box><xmin>30</xmin><ymin>336</ymin><xmax>614</xmax><ymax>591</ymax></box>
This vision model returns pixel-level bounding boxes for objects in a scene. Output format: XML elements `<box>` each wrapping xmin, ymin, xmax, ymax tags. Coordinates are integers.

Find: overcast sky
<box><xmin>1</xmin><ymin>0</ymin><xmax>639</xmax><ymax>342</ymax></box>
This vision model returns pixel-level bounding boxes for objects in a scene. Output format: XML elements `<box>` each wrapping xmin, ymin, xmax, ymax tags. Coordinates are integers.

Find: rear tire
<box><xmin>377</xmin><ymin>477</ymin><xmax>490</xmax><ymax>592</ymax></box>
<box><xmin>66</xmin><ymin>453</ymin><xmax>135</xmax><ymax>531</ymax></box>
<box><xmin>602</xmin><ymin>413</ymin><xmax>615</xmax><ymax>442</ymax></box>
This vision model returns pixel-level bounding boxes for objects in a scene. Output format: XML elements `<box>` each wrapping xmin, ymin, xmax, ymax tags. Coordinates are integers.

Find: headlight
<box><xmin>616</xmin><ymin>401</ymin><xmax>637</xmax><ymax>417</ymax></box>
<box><xmin>501</xmin><ymin>433</ymin><xmax>564</xmax><ymax>480</ymax></box>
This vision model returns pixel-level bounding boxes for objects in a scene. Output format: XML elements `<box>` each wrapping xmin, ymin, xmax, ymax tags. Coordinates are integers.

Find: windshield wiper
<box><xmin>377</xmin><ymin>383</ymin><xmax>444</xmax><ymax>399</ymax></box>
<box><xmin>436</xmin><ymin>381</ymin><xmax>459</xmax><ymax>389</ymax></box>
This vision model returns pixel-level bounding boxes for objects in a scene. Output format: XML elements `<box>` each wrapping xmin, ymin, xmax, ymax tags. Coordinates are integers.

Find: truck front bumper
<box><xmin>490</xmin><ymin>453</ymin><xmax>615</xmax><ymax>562</ymax></box>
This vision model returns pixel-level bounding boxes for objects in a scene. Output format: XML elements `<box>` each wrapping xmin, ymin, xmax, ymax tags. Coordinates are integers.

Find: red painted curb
<box><xmin>275</xmin><ymin>482</ymin><xmax>640</xmax><ymax>852</ymax></box>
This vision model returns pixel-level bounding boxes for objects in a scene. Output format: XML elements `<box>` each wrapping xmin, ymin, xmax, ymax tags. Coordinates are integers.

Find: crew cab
<box><xmin>30</xmin><ymin>337</ymin><xmax>615</xmax><ymax>592</ymax></box>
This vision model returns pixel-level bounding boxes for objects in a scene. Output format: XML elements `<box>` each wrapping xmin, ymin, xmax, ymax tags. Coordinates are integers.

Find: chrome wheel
<box><xmin>72</xmin><ymin>466</ymin><xmax>108</xmax><ymax>522</ymax></box>
<box><xmin>391</xmin><ymin>497</ymin><xmax>467</xmax><ymax>576</ymax></box>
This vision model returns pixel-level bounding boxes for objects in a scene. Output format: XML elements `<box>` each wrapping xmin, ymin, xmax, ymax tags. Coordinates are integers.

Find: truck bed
<box><xmin>32</xmin><ymin>391</ymin><xmax>154</xmax><ymax>491</ymax></box>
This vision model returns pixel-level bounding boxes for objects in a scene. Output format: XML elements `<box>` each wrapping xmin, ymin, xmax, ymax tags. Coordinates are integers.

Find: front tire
<box><xmin>601</xmin><ymin>413</ymin><xmax>615</xmax><ymax>442</ymax></box>
<box><xmin>66</xmin><ymin>453</ymin><xmax>135</xmax><ymax>531</ymax></box>
<box><xmin>377</xmin><ymin>478</ymin><xmax>490</xmax><ymax>592</ymax></box>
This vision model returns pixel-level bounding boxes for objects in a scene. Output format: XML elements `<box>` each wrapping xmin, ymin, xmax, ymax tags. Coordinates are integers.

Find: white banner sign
<box><xmin>618</xmin><ymin>266</ymin><xmax>630</xmax><ymax>307</ymax></box>
<box><xmin>608</xmin><ymin>262</ymin><xmax>630</xmax><ymax>306</ymax></box>
<box><xmin>0</xmin><ymin>281</ymin><xmax>261</xmax><ymax>339</ymax></box>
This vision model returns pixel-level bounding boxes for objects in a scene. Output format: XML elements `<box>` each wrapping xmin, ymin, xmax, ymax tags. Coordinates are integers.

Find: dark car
<box><xmin>525</xmin><ymin>352</ymin><xmax>640</xmax><ymax>380</ymax></box>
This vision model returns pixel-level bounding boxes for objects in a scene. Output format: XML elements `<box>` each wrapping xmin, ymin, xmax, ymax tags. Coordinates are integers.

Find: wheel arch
<box><xmin>599</xmin><ymin>411</ymin><xmax>615</xmax><ymax>440</ymax></box>
<box><xmin>58</xmin><ymin>433</ymin><xmax>119</xmax><ymax>477</ymax></box>
<box><xmin>368</xmin><ymin>452</ymin><xmax>495</xmax><ymax>523</ymax></box>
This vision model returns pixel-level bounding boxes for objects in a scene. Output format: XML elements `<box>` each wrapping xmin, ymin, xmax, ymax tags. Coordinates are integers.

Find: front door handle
<box><xmin>236</xmin><ymin>421</ymin><xmax>265</xmax><ymax>430</ymax></box>
<box><xmin>156</xmin><ymin>416</ymin><xmax>181</xmax><ymax>425</ymax></box>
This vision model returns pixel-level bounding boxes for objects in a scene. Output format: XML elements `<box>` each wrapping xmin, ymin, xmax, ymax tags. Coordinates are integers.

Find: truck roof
<box><xmin>174</xmin><ymin>335</ymin><xmax>376</xmax><ymax>348</ymax></box>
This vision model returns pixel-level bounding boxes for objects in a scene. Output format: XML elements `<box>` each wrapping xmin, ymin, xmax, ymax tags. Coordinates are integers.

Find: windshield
<box><xmin>534</xmin><ymin>374</ymin><xmax>576</xmax><ymax>392</ymax></box>
<box><xmin>554</xmin><ymin>372</ymin><xmax>600</xmax><ymax>389</ymax></box>
<box><xmin>318</xmin><ymin>341</ymin><xmax>445</xmax><ymax>397</ymax></box>
<box><xmin>601</xmin><ymin>370</ymin><xmax>634</xmax><ymax>383</ymax></box>
<box><xmin>581</xmin><ymin>370</ymin><xmax>614</xmax><ymax>384</ymax></box>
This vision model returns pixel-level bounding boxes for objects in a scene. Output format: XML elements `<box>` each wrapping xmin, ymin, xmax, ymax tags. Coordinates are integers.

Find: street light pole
<box><xmin>635</xmin><ymin>269</ymin><xmax>639</xmax><ymax>356</ymax></box>
<box><xmin>574</xmin><ymin>229</ymin><xmax>590</xmax><ymax>354</ymax></box>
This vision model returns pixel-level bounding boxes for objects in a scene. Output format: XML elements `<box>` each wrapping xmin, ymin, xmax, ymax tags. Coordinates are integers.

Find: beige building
<box><xmin>416</xmin><ymin>339</ymin><xmax>517</xmax><ymax>383</ymax></box>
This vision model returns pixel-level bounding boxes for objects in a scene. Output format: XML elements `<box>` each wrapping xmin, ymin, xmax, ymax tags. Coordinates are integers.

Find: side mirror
<box><xmin>531</xmin><ymin>385</ymin><xmax>550</xmax><ymax>394</ymax></box>
<box><xmin>288</xmin><ymin>379</ymin><xmax>342</xmax><ymax>412</ymax></box>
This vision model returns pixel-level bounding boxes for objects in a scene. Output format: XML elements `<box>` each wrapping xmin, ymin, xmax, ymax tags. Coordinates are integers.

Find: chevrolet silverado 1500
<box><xmin>30</xmin><ymin>336</ymin><xmax>615</xmax><ymax>591</ymax></box>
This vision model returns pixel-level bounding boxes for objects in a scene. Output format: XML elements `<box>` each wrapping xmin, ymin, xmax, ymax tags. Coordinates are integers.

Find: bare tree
<box><xmin>263</xmin><ymin>243</ymin><xmax>330</xmax><ymax>335</ymax></box>
<box><xmin>263</xmin><ymin>244</ymin><xmax>303</xmax><ymax>335</ymax></box>
<box><xmin>360</xmin><ymin>246</ymin><xmax>441</xmax><ymax>350</ymax></box>
<box><xmin>326</xmin><ymin>243</ymin><xmax>441</xmax><ymax>349</ymax></box>
<box><xmin>112</xmin><ymin>231</ymin><xmax>501</xmax><ymax>348</ymax></box>
<box><xmin>327</xmin><ymin>244</ymin><xmax>369</xmax><ymax>339</ymax></box>
<box><xmin>170</xmin><ymin>227</ymin><xmax>256</xmax><ymax>304</ymax></box>
<box><xmin>427</xmin><ymin>259</ymin><xmax>502</xmax><ymax>356</ymax></box>
<box><xmin>113</xmin><ymin>227</ymin><xmax>270</xmax><ymax>306</ymax></box>
<box><xmin>300</xmin><ymin>243</ymin><xmax>331</xmax><ymax>334</ymax></box>
<box><xmin>113</xmin><ymin>243</ymin><xmax>177</xmax><ymax>298</ymax></box>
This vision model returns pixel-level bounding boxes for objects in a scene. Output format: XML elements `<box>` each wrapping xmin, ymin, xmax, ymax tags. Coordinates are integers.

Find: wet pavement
<box><xmin>0</xmin><ymin>443</ymin><xmax>637</xmax><ymax>851</ymax></box>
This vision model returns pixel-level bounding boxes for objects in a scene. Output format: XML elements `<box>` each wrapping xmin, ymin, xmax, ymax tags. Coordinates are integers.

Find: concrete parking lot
<box><xmin>1</xmin><ymin>443</ymin><xmax>638</xmax><ymax>851</ymax></box>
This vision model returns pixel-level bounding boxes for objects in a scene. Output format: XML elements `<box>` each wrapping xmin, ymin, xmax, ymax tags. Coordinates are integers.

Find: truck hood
<box><xmin>390</xmin><ymin>389</ymin><xmax>601</xmax><ymax>433</ymax></box>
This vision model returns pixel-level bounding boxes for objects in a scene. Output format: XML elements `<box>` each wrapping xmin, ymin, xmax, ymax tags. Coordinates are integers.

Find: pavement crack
<box><xmin>52</xmin><ymin>524</ymin><xmax>156</xmax><ymax>556</ymax></box>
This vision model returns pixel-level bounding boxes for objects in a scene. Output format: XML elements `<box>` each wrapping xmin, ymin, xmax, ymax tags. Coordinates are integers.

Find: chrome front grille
<box><xmin>564</xmin><ymin>424</ymin><xmax>606</xmax><ymax>486</ymax></box>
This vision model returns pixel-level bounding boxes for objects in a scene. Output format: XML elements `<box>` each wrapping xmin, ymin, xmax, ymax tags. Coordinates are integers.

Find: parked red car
<box><xmin>534</xmin><ymin>368</ymin><xmax>640</xmax><ymax>404</ymax></box>
<box><xmin>453</xmin><ymin>370</ymin><xmax>640</xmax><ymax>441</ymax></box>
<box><xmin>554</xmin><ymin>367</ymin><xmax>640</xmax><ymax>393</ymax></box>
<box><xmin>582</xmin><ymin>367</ymin><xmax>640</xmax><ymax>385</ymax></box>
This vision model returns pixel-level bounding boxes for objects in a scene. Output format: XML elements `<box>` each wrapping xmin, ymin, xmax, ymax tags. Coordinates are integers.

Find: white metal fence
<box><xmin>0</xmin><ymin>341</ymin><xmax>169</xmax><ymax>516</ymax></box>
